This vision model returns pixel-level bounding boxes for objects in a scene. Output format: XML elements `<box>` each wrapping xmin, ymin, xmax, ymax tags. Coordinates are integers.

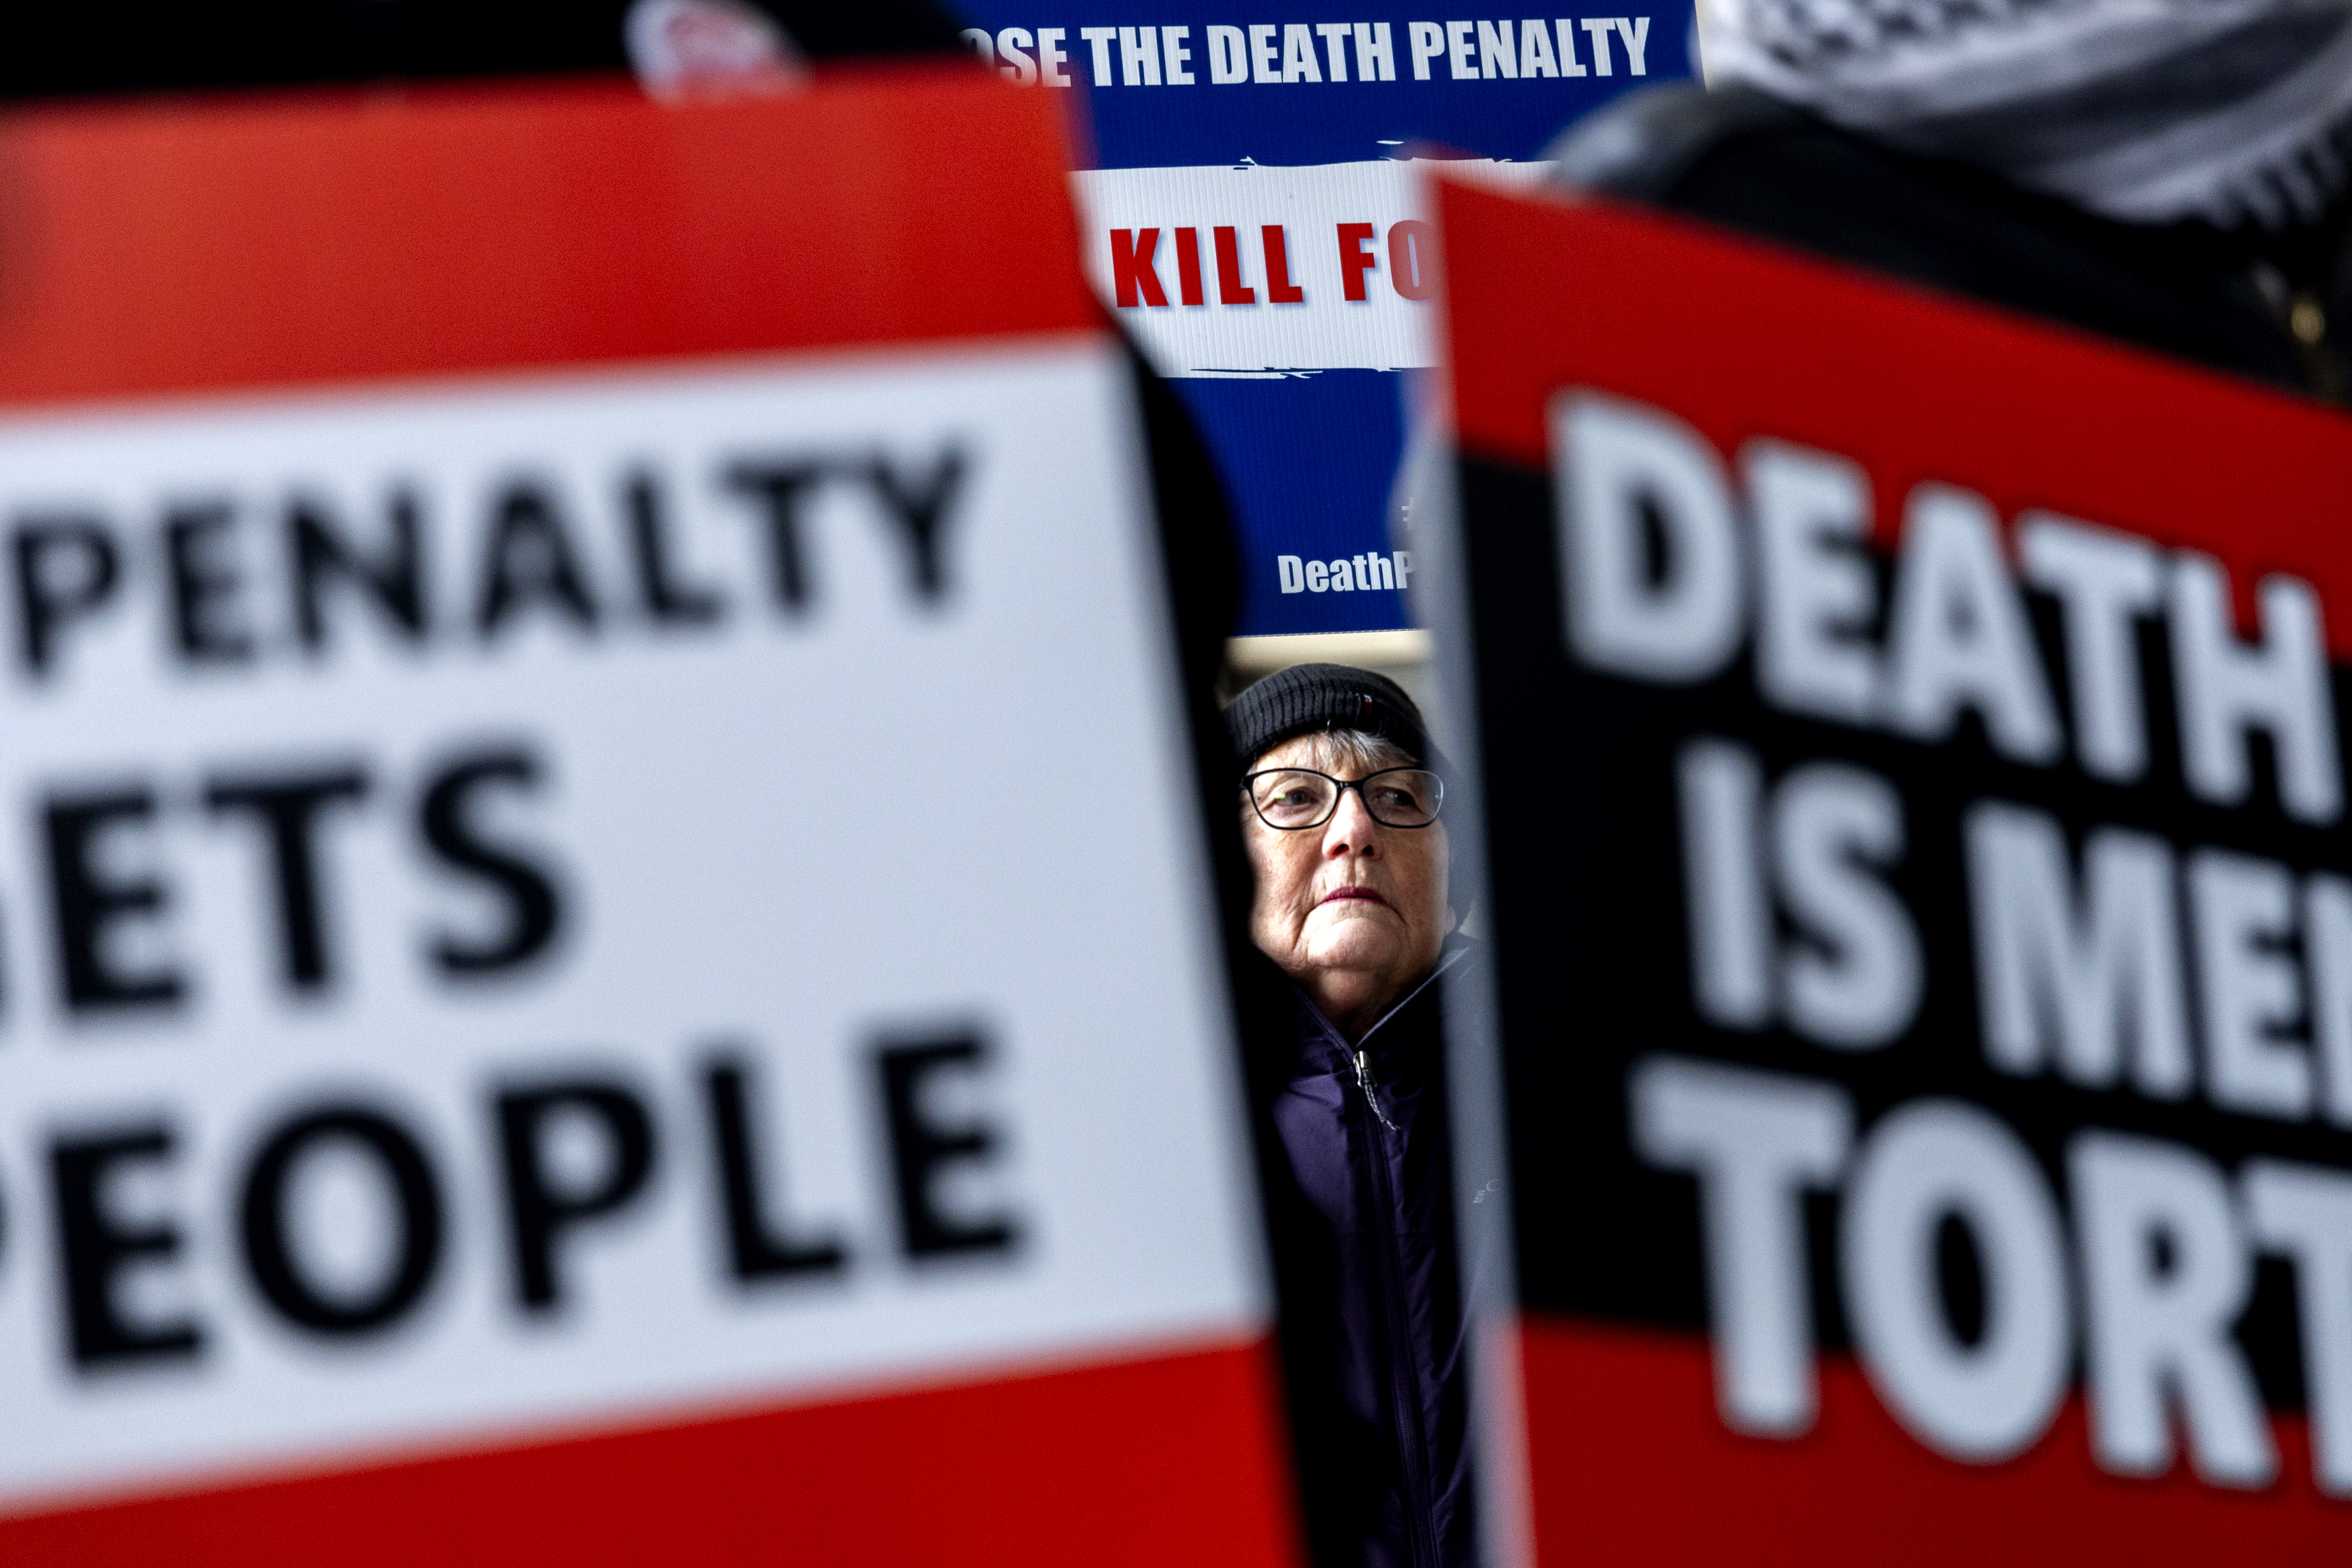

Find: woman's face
<box><xmin>1242</xmin><ymin>732</ymin><xmax>1452</xmax><ymax>1028</ymax></box>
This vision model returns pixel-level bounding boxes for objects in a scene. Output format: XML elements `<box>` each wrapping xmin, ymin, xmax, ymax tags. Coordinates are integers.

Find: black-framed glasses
<box><xmin>1243</xmin><ymin>767</ymin><xmax>1445</xmax><ymax>831</ymax></box>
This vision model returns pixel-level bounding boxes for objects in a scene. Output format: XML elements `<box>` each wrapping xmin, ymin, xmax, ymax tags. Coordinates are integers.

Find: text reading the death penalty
<box><xmin>966</xmin><ymin>18</ymin><xmax>1653</xmax><ymax>86</ymax></box>
<box><xmin>1556</xmin><ymin>389</ymin><xmax>2352</xmax><ymax>1496</ymax></box>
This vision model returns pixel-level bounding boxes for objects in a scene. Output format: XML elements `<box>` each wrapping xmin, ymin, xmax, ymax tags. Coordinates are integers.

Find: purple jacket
<box><xmin>1254</xmin><ymin>942</ymin><xmax>1481</xmax><ymax>1568</ymax></box>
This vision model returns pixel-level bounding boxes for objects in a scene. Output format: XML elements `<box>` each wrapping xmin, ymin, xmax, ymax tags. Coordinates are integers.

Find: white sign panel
<box><xmin>0</xmin><ymin>339</ymin><xmax>1265</xmax><ymax>1507</ymax></box>
<box><xmin>1074</xmin><ymin>159</ymin><xmax>1551</xmax><ymax>376</ymax></box>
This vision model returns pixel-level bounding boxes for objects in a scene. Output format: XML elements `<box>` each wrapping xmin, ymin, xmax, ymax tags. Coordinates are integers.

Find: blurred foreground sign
<box><xmin>1433</xmin><ymin>178</ymin><xmax>2352</xmax><ymax>1564</ymax></box>
<box><xmin>0</xmin><ymin>75</ymin><xmax>1291</xmax><ymax>1566</ymax></box>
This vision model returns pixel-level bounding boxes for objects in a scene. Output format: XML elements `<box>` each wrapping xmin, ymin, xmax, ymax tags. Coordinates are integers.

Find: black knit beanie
<box><xmin>1224</xmin><ymin>663</ymin><xmax>1444</xmax><ymax>776</ymax></box>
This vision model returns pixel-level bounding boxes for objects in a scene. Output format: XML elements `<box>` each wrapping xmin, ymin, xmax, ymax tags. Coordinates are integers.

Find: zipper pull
<box><xmin>2255</xmin><ymin>263</ymin><xmax>2345</xmax><ymax>405</ymax></box>
<box><xmin>2289</xmin><ymin>289</ymin><xmax>2346</xmax><ymax>405</ymax></box>
<box><xmin>1355</xmin><ymin>1049</ymin><xmax>1400</xmax><ymax>1134</ymax></box>
<box><xmin>2290</xmin><ymin>291</ymin><xmax>2328</xmax><ymax>347</ymax></box>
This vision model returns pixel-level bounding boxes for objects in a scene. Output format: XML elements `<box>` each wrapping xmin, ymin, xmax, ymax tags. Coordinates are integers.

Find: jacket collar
<box><xmin>1289</xmin><ymin>940</ymin><xmax>1475</xmax><ymax>1068</ymax></box>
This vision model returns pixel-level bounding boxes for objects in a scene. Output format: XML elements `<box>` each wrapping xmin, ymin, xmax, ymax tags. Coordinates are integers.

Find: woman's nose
<box><xmin>1322</xmin><ymin>787</ymin><xmax>1380</xmax><ymax>856</ymax></box>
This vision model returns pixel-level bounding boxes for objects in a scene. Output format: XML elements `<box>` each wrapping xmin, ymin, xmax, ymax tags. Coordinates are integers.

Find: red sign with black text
<box><xmin>1433</xmin><ymin>175</ymin><xmax>2352</xmax><ymax>1565</ymax></box>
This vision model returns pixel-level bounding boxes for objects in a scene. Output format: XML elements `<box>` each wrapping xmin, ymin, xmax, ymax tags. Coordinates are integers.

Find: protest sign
<box><xmin>0</xmin><ymin>73</ymin><xmax>1292</xmax><ymax>1566</ymax></box>
<box><xmin>953</xmin><ymin>3</ymin><xmax>1694</xmax><ymax>634</ymax></box>
<box><xmin>1432</xmin><ymin>175</ymin><xmax>2352</xmax><ymax>1563</ymax></box>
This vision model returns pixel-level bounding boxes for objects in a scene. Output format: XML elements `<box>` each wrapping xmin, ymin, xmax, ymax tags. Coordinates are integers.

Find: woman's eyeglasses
<box><xmin>1242</xmin><ymin>767</ymin><xmax>1445</xmax><ymax>830</ymax></box>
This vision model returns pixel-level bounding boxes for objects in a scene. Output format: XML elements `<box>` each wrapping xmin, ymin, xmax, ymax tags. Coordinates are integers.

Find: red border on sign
<box><xmin>1436</xmin><ymin>174</ymin><xmax>2352</xmax><ymax>1565</ymax></box>
<box><xmin>1519</xmin><ymin>1316</ymin><xmax>2347</xmax><ymax>1566</ymax></box>
<box><xmin>0</xmin><ymin>67</ymin><xmax>1095</xmax><ymax>411</ymax></box>
<box><xmin>0</xmin><ymin>1335</ymin><xmax>1300</xmax><ymax>1568</ymax></box>
<box><xmin>1434</xmin><ymin>179</ymin><xmax>2352</xmax><ymax>654</ymax></box>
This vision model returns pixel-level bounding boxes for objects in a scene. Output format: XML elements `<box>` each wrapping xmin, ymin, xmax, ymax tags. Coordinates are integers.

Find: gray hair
<box><xmin>1251</xmin><ymin>727</ymin><xmax>1415</xmax><ymax>775</ymax></box>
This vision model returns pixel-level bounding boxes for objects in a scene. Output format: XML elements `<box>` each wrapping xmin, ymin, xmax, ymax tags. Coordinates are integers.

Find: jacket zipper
<box><xmin>1352</xmin><ymin>1045</ymin><xmax>1438</xmax><ymax>1568</ymax></box>
<box><xmin>1356</xmin><ymin>1049</ymin><xmax>1400</xmax><ymax>1132</ymax></box>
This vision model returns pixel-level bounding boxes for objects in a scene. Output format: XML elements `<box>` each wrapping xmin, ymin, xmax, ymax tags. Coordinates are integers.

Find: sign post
<box><xmin>1432</xmin><ymin>175</ymin><xmax>2352</xmax><ymax>1563</ymax></box>
<box><xmin>0</xmin><ymin>73</ymin><xmax>1293</xmax><ymax>1566</ymax></box>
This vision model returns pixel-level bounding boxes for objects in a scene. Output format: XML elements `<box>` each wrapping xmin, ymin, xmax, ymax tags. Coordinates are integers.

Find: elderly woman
<box><xmin>1226</xmin><ymin>662</ymin><xmax>1477</xmax><ymax>1568</ymax></box>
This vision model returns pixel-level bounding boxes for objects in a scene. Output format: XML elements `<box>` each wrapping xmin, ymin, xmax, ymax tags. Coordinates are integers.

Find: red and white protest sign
<box><xmin>0</xmin><ymin>73</ymin><xmax>1294</xmax><ymax>1566</ymax></box>
<box><xmin>1432</xmin><ymin>175</ymin><xmax>2352</xmax><ymax>1564</ymax></box>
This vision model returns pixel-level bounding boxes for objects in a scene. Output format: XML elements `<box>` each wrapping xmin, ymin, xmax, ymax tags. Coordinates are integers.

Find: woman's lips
<box><xmin>1319</xmin><ymin>886</ymin><xmax>1388</xmax><ymax>908</ymax></box>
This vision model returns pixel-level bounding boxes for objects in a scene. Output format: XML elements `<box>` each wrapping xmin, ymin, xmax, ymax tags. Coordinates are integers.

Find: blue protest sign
<box><xmin>950</xmin><ymin>4</ymin><xmax>1694</xmax><ymax>633</ymax></box>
